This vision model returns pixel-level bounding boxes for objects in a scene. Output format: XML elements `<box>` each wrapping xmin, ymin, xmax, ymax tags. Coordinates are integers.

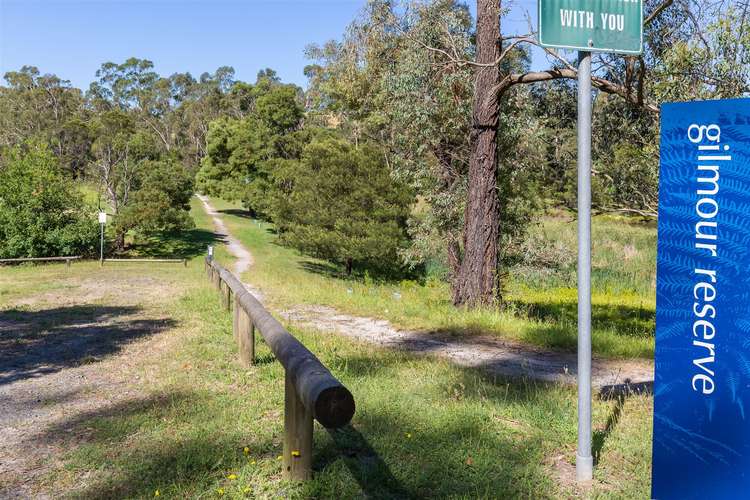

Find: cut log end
<box><xmin>314</xmin><ymin>386</ymin><xmax>355</xmax><ymax>429</ymax></box>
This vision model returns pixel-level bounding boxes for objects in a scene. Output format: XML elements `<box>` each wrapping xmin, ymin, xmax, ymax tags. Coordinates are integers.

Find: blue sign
<box><xmin>653</xmin><ymin>98</ymin><xmax>750</xmax><ymax>498</ymax></box>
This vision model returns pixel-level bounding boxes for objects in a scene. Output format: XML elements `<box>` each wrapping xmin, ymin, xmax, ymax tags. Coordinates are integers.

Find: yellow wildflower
<box><xmin>243</xmin><ymin>447</ymin><xmax>250</xmax><ymax>455</ymax></box>
<box><xmin>217</xmin><ymin>488</ymin><xmax>224</xmax><ymax>496</ymax></box>
<box><xmin>291</xmin><ymin>450</ymin><xmax>300</xmax><ymax>457</ymax></box>
<box><xmin>154</xmin><ymin>491</ymin><xmax>160</xmax><ymax>497</ymax></box>
<box><xmin>227</xmin><ymin>474</ymin><xmax>237</xmax><ymax>480</ymax></box>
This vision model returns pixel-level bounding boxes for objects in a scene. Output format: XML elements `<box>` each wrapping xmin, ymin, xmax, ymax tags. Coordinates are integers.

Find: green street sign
<box><xmin>538</xmin><ymin>0</ymin><xmax>643</xmax><ymax>54</ymax></box>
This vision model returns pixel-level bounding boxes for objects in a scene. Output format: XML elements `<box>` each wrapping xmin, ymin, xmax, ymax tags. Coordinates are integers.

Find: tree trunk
<box><xmin>345</xmin><ymin>257</ymin><xmax>353</xmax><ymax>276</ymax></box>
<box><xmin>452</xmin><ymin>0</ymin><xmax>501</xmax><ymax>308</ymax></box>
<box><xmin>114</xmin><ymin>229</ymin><xmax>126</xmax><ymax>252</ymax></box>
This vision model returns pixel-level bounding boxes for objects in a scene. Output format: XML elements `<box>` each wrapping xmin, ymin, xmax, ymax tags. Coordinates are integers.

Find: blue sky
<box><xmin>0</xmin><ymin>0</ymin><xmax>545</xmax><ymax>90</ymax></box>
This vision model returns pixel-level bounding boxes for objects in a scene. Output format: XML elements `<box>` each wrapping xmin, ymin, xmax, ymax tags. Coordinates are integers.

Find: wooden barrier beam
<box><xmin>103</xmin><ymin>258</ymin><xmax>186</xmax><ymax>263</ymax></box>
<box><xmin>207</xmin><ymin>257</ymin><xmax>353</xmax><ymax>482</ymax></box>
<box><xmin>0</xmin><ymin>256</ymin><xmax>81</xmax><ymax>264</ymax></box>
<box><xmin>214</xmin><ymin>262</ymin><xmax>355</xmax><ymax>429</ymax></box>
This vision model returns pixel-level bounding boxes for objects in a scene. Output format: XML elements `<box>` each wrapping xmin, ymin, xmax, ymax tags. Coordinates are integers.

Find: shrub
<box><xmin>0</xmin><ymin>144</ymin><xmax>98</xmax><ymax>258</ymax></box>
<box><xmin>275</xmin><ymin>137</ymin><xmax>413</xmax><ymax>275</ymax></box>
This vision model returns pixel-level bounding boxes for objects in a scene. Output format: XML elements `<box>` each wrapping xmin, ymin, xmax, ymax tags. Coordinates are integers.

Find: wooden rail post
<box><xmin>221</xmin><ymin>281</ymin><xmax>231</xmax><ymax>311</ymax></box>
<box><xmin>284</xmin><ymin>371</ymin><xmax>313</xmax><ymax>481</ymax></box>
<box><xmin>207</xmin><ymin>254</ymin><xmax>355</xmax><ymax>483</ymax></box>
<box><xmin>237</xmin><ymin>307</ymin><xmax>255</xmax><ymax>367</ymax></box>
<box><xmin>233</xmin><ymin>294</ymin><xmax>240</xmax><ymax>343</ymax></box>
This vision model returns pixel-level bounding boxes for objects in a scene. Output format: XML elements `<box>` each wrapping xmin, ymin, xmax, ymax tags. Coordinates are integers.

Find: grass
<box><xmin>1</xmin><ymin>197</ymin><xmax>655</xmax><ymax>498</ymax></box>
<box><xmin>206</xmin><ymin>198</ymin><xmax>656</xmax><ymax>359</ymax></box>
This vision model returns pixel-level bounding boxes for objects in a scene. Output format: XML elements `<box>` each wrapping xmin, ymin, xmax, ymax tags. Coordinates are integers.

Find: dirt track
<box><xmin>197</xmin><ymin>196</ymin><xmax>654</xmax><ymax>389</ymax></box>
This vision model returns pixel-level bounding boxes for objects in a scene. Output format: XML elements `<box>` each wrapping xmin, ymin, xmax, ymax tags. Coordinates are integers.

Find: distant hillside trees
<box><xmin>0</xmin><ymin>67</ymin><xmax>92</xmax><ymax>178</ymax></box>
<box><xmin>0</xmin><ymin>60</ymin><xmax>311</xmax><ymax>259</ymax></box>
<box><xmin>0</xmin><ymin>144</ymin><xmax>98</xmax><ymax>258</ymax></box>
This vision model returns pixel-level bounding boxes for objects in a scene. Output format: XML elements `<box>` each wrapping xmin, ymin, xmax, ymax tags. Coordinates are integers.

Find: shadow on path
<box><xmin>0</xmin><ymin>305</ymin><xmax>176</xmax><ymax>385</ymax></box>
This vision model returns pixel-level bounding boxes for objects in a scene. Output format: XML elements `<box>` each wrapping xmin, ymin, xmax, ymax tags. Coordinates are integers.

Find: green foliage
<box><xmin>275</xmin><ymin>137</ymin><xmax>413</xmax><ymax>274</ymax></box>
<box><xmin>254</xmin><ymin>85</ymin><xmax>303</xmax><ymax>134</ymax></box>
<box><xmin>652</xmin><ymin>7</ymin><xmax>750</xmax><ymax>102</ymax></box>
<box><xmin>195</xmin><ymin>117</ymin><xmax>256</xmax><ymax>200</ymax></box>
<box><xmin>305</xmin><ymin>0</ymin><xmax>543</xmax><ymax>279</ymax></box>
<box><xmin>0</xmin><ymin>144</ymin><xmax>98</xmax><ymax>258</ymax></box>
<box><xmin>117</xmin><ymin>158</ymin><xmax>195</xmax><ymax>236</ymax></box>
<box><xmin>196</xmin><ymin>78</ymin><xmax>304</xmax><ymax>216</ymax></box>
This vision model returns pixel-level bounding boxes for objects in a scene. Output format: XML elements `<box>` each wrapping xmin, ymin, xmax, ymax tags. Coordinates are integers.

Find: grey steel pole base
<box><xmin>576</xmin><ymin>50</ymin><xmax>594</xmax><ymax>483</ymax></box>
<box><xmin>577</xmin><ymin>454</ymin><xmax>593</xmax><ymax>481</ymax></box>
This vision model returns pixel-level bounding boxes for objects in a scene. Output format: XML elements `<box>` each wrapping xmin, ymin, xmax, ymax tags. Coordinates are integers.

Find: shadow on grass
<box><xmin>217</xmin><ymin>208</ymin><xmax>254</xmax><ymax>220</ymax></box>
<box><xmin>37</xmin><ymin>391</ymin><xmax>279</xmax><ymax>499</ymax></box>
<box><xmin>33</xmin><ymin>346</ymin><xmax>573</xmax><ymax>498</ymax></box>
<box><xmin>126</xmin><ymin>228</ymin><xmax>222</xmax><ymax>259</ymax></box>
<box><xmin>299</xmin><ymin>260</ymin><xmax>344</xmax><ymax>279</ymax></box>
<box><xmin>252</xmin><ymin>353</ymin><xmax>276</xmax><ymax>365</ymax></box>
<box><xmin>510</xmin><ymin>298</ymin><xmax>655</xmax><ymax>339</ymax></box>
<box><xmin>297</xmin><ymin>258</ymin><xmax>425</xmax><ymax>285</ymax></box>
<box><xmin>593</xmin><ymin>380</ymin><xmax>654</xmax><ymax>465</ymax></box>
<box><xmin>314</xmin><ymin>425</ymin><xmax>411</xmax><ymax>499</ymax></box>
<box><xmin>0</xmin><ymin>305</ymin><xmax>176</xmax><ymax>385</ymax></box>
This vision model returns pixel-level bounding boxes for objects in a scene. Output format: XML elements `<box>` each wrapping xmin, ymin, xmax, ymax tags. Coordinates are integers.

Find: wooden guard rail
<box><xmin>204</xmin><ymin>251</ymin><xmax>355</xmax><ymax>481</ymax></box>
<box><xmin>0</xmin><ymin>256</ymin><xmax>81</xmax><ymax>267</ymax></box>
<box><xmin>102</xmin><ymin>258</ymin><xmax>187</xmax><ymax>266</ymax></box>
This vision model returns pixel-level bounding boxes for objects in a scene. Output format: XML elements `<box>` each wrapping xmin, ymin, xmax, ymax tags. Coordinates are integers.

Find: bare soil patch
<box><xmin>0</xmin><ymin>273</ymin><xmax>184</xmax><ymax>499</ymax></box>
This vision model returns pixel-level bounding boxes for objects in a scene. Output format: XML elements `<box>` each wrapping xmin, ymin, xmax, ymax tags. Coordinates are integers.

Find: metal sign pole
<box><xmin>576</xmin><ymin>50</ymin><xmax>593</xmax><ymax>482</ymax></box>
<box><xmin>100</xmin><ymin>223</ymin><xmax>104</xmax><ymax>266</ymax></box>
<box><xmin>98</xmin><ymin>211</ymin><xmax>106</xmax><ymax>267</ymax></box>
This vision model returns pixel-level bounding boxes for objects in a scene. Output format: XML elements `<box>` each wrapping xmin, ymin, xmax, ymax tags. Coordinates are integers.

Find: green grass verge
<box><xmin>18</xmin><ymin>268</ymin><xmax>651</xmax><ymax>498</ymax></box>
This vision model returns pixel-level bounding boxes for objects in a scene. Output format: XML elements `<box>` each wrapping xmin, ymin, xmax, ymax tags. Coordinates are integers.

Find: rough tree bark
<box><xmin>452</xmin><ymin>0</ymin><xmax>501</xmax><ymax>307</ymax></box>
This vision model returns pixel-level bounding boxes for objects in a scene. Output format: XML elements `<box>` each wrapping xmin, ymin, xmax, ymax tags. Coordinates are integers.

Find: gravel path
<box><xmin>198</xmin><ymin>197</ymin><xmax>654</xmax><ymax>389</ymax></box>
<box><xmin>196</xmin><ymin>194</ymin><xmax>254</xmax><ymax>275</ymax></box>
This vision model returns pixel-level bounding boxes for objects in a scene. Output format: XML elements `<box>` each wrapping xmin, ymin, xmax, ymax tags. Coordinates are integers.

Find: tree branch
<box><xmin>645</xmin><ymin>0</ymin><xmax>675</xmax><ymax>26</ymax></box>
<box><xmin>496</xmin><ymin>68</ymin><xmax>660</xmax><ymax>113</ymax></box>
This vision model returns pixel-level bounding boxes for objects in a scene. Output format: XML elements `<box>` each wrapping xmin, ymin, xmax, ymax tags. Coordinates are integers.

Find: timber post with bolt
<box><xmin>284</xmin><ymin>370</ymin><xmax>314</xmax><ymax>481</ymax></box>
<box><xmin>221</xmin><ymin>281</ymin><xmax>232</xmax><ymax>311</ymax></box>
<box><xmin>205</xmin><ymin>253</ymin><xmax>354</xmax><ymax>480</ymax></box>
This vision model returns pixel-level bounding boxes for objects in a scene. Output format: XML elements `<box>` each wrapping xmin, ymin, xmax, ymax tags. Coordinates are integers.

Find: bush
<box><xmin>274</xmin><ymin>137</ymin><xmax>413</xmax><ymax>275</ymax></box>
<box><xmin>0</xmin><ymin>144</ymin><xmax>98</xmax><ymax>258</ymax></box>
<box><xmin>116</xmin><ymin>158</ymin><xmax>195</xmax><ymax>237</ymax></box>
